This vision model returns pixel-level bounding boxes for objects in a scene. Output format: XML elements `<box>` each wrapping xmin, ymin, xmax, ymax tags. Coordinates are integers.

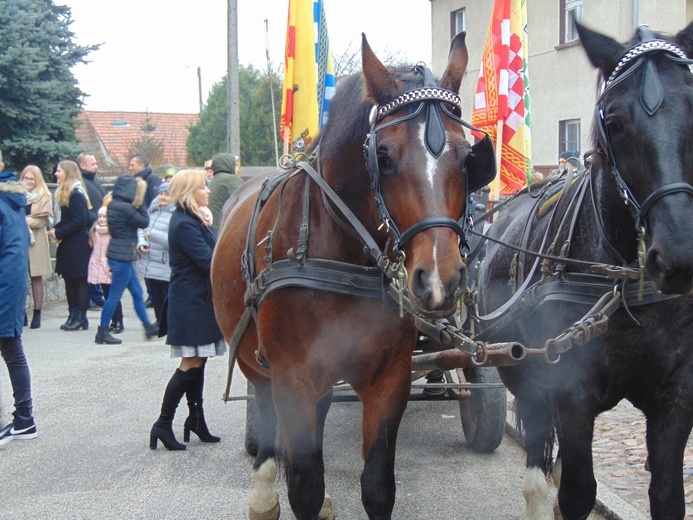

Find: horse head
<box><xmin>578</xmin><ymin>22</ymin><xmax>693</xmax><ymax>295</ymax></box>
<box><xmin>355</xmin><ymin>33</ymin><xmax>495</xmax><ymax>318</ymax></box>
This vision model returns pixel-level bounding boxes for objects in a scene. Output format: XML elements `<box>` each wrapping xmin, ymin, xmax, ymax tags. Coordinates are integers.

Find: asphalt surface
<box><xmin>0</xmin><ymin>300</ymin><xmax>619</xmax><ymax>519</ymax></box>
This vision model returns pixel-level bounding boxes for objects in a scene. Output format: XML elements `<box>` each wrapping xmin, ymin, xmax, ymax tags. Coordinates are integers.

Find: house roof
<box><xmin>75</xmin><ymin>111</ymin><xmax>199</xmax><ymax>172</ymax></box>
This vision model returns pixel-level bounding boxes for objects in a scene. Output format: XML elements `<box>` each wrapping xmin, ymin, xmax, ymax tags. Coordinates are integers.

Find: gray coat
<box><xmin>137</xmin><ymin>199</ymin><xmax>174</xmax><ymax>281</ymax></box>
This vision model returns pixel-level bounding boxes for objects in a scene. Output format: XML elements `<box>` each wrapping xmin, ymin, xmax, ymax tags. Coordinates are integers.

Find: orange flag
<box><xmin>471</xmin><ymin>0</ymin><xmax>532</xmax><ymax>196</ymax></box>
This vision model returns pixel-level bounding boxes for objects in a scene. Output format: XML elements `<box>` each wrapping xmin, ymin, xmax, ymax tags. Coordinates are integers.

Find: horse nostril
<box><xmin>645</xmin><ymin>248</ymin><xmax>668</xmax><ymax>279</ymax></box>
<box><xmin>411</xmin><ymin>266</ymin><xmax>429</xmax><ymax>297</ymax></box>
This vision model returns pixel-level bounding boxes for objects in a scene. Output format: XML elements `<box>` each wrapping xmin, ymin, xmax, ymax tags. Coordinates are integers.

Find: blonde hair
<box><xmin>168</xmin><ymin>169</ymin><xmax>209</xmax><ymax>225</ymax></box>
<box><xmin>55</xmin><ymin>160</ymin><xmax>92</xmax><ymax>209</ymax></box>
<box><xmin>20</xmin><ymin>165</ymin><xmax>51</xmax><ymax>199</ymax></box>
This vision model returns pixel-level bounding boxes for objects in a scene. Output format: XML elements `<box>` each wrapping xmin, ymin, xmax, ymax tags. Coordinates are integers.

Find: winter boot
<box><xmin>144</xmin><ymin>322</ymin><xmax>159</xmax><ymax>340</ymax></box>
<box><xmin>63</xmin><ymin>309</ymin><xmax>88</xmax><ymax>331</ymax></box>
<box><xmin>30</xmin><ymin>309</ymin><xmax>41</xmax><ymax>329</ymax></box>
<box><xmin>108</xmin><ymin>320</ymin><xmax>124</xmax><ymax>334</ymax></box>
<box><xmin>95</xmin><ymin>325</ymin><xmax>122</xmax><ymax>345</ymax></box>
<box><xmin>183</xmin><ymin>367</ymin><xmax>220</xmax><ymax>443</ymax></box>
<box><xmin>150</xmin><ymin>369</ymin><xmax>197</xmax><ymax>450</ymax></box>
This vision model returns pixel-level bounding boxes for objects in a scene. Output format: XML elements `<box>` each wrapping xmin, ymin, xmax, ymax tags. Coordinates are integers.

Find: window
<box><xmin>559</xmin><ymin>119</ymin><xmax>581</xmax><ymax>155</ymax></box>
<box><xmin>112</xmin><ymin>118</ymin><xmax>130</xmax><ymax>128</ymax></box>
<box><xmin>451</xmin><ymin>8</ymin><xmax>466</xmax><ymax>39</ymax></box>
<box><xmin>560</xmin><ymin>0</ymin><xmax>583</xmax><ymax>44</ymax></box>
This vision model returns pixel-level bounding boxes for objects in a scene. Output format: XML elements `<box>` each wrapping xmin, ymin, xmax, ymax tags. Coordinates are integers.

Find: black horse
<box><xmin>476</xmin><ymin>22</ymin><xmax>693</xmax><ymax>519</ymax></box>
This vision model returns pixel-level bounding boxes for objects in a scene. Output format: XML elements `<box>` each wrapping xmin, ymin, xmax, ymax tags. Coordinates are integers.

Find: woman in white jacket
<box><xmin>137</xmin><ymin>182</ymin><xmax>175</xmax><ymax>325</ymax></box>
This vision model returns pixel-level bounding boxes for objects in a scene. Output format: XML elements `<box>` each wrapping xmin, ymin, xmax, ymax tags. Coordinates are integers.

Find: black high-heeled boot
<box><xmin>183</xmin><ymin>366</ymin><xmax>220</xmax><ymax>443</ymax></box>
<box><xmin>150</xmin><ymin>368</ymin><xmax>197</xmax><ymax>450</ymax></box>
<box><xmin>63</xmin><ymin>309</ymin><xmax>88</xmax><ymax>331</ymax></box>
<box><xmin>60</xmin><ymin>308</ymin><xmax>74</xmax><ymax>330</ymax></box>
<box><xmin>30</xmin><ymin>309</ymin><xmax>41</xmax><ymax>329</ymax></box>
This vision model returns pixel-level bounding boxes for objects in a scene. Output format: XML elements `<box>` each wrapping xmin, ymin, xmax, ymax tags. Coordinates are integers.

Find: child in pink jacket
<box><xmin>88</xmin><ymin>206</ymin><xmax>125</xmax><ymax>338</ymax></box>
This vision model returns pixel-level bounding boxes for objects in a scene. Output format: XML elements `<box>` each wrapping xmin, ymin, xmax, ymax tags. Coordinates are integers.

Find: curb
<box><xmin>504</xmin><ymin>411</ymin><xmax>647</xmax><ymax>520</ymax></box>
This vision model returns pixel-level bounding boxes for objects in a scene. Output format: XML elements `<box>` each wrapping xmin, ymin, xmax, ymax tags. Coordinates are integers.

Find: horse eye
<box><xmin>377</xmin><ymin>149</ymin><xmax>395</xmax><ymax>175</ymax></box>
<box><xmin>606</xmin><ymin>116</ymin><xmax>624</xmax><ymax>136</ymax></box>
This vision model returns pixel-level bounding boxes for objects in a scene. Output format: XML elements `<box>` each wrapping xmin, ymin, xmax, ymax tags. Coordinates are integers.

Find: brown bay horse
<box><xmin>212</xmin><ymin>33</ymin><xmax>495</xmax><ymax>519</ymax></box>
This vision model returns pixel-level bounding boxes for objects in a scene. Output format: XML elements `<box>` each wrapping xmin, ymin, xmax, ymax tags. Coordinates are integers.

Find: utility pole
<box><xmin>197</xmin><ymin>66</ymin><xmax>203</xmax><ymax>113</ymax></box>
<box><xmin>227</xmin><ymin>0</ymin><xmax>240</xmax><ymax>156</ymax></box>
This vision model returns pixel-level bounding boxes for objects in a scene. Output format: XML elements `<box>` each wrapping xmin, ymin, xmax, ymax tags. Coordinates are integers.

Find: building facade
<box><xmin>430</xmin><ymin>0</ymin><xmax>692</xmax><ymax>173</ymax></box>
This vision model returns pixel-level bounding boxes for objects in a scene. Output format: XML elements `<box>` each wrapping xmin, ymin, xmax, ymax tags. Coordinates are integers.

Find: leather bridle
<box><xmin>363</xmin><ymin>65</ymin><xmax>496</xmax><ymax>257</ymax></box>
<box><xmin>595</xmin><ymin>28</ymin><xmax>693</xmax><ymax>232</ymax></box>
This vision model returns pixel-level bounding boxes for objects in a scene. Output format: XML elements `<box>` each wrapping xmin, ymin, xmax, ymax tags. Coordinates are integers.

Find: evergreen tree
<box><xmin>187</xmin><ymin>65</ymin><xmax>281</xmax><ymax>166</ymax></box>
<box><xmin>0</xmin><ymin>0</ymin><xmax>98</xmax><ymax>171</ymax></box>
<box><xmin>128</xmin><ymin>110</ymin><xmax>165</xmax><ymax>168</ymax></box>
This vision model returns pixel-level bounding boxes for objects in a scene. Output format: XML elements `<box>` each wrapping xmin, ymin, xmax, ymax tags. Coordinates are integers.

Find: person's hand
<box><xmin>48</xmin><ymin>228</ymin><xmax>56</xmax><ymax>239</ymax></box>
<box><xmin>145</xmin><ymin>231</ymin><xmax>151</xmax><ymax>239</ymax></box>
<box><xmin>140</xmin><ymin>245</ymin><xmax>149</xmax><ymax>253</ymax></box>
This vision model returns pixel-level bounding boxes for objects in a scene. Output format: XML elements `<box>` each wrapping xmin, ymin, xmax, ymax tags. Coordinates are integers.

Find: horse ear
<box><xmin>361</xmin><ymin>33</ymin><xmax>401</xmax><ymax>105</ymax></box>
<box><xmin>674</xmin><ymin>21</ymin><xmax>693</xmax><ymax>58</ymax></box>
<box><xmin>439</xmin><ymin>32</ymin><xmax>469</xmax><ymax>93</ymax></box>
<box><xmin>576</xmin><ymin>22</ymin><xmax>624</xmax><ymax>79</ymax></box>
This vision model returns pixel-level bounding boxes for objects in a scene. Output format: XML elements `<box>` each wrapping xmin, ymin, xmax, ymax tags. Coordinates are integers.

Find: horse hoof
<box><xmin>318</xmin><ymin>493</ymin><xmax>334</xmax><ymax>520</ymax></box>
<box><xmin>249</xmin><ymin>501</ymin><xmax>280</xmax><ymax>520</ymax></box>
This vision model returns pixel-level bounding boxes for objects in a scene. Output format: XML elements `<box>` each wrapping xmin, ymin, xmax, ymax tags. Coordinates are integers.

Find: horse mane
<box><xmin>315</xmin><ymin>64</ymin><xmax>426</xmax><ymax>165</ymax></box>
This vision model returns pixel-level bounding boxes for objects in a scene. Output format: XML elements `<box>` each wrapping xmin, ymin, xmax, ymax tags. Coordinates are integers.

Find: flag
<box><xmin>280</xmin><ymin>0</ymin><xmax>335</xmax><ymax>154</ymax></box>
<box><xmin>471</xmin><ymin>0</ymin><xmax>532</xmax><ymax>196</ymax></box>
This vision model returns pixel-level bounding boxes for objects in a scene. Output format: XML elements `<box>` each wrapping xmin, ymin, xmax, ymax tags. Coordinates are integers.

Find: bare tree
<box><xmin>332</xmin><ymin>39</ymin><xmax>409</xmax><ymax>78</ymax></box>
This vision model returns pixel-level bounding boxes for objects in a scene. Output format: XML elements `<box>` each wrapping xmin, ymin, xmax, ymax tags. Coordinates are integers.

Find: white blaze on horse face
<box><xmin>417</xmin><ymin>122</ymin><xmax>448</xmax><ymax>190</ymax></box>
<box><xmin>417</xmin><ymin>122</ymin><xmax>448</xmax><ymax>306</ymax></box>
<box><xmin>430</xmin><ymin>245</ymin><xmax>445</xmax><ymax>304</ymax></box>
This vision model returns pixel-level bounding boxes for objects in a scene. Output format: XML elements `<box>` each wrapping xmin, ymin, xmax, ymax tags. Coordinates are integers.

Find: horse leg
<box><xmin>553</xmin><ymin>406</ymin><xmax>597</xmax><ymax>520</ymax></box>
<box><xmin>273</xmin><ymin>377</ymin><xmax>331</xmax><ymax>520</ymax></box>
<box><xmin>517</xmin><ymin>400</ymin><xmax>554</xmax><ymax>520</ymax></box>
<box><xmin>249</xmin><ymin>379</ymin><xmax>281</xmax><ymax>520</ymax></box>
<box><xmin>645</xmin><ymin>411</ymin><xmax>691</xmax><ymax>519</ymax></box>
<box><xmin>359</xmin><ymin>367</ymin><xmax>410</xmax><ymax>520</ymax></box>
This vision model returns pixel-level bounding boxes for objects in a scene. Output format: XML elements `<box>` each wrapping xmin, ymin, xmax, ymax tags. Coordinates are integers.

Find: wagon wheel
<box><xmin>245</xmin><ymin>381</ymin><xmax>259</xmax><ymax>456</ymax></box>
<box><xmin>458</xmin><ymin>366</ymin><xmax>507</xmax><ymax>453</ymax></box>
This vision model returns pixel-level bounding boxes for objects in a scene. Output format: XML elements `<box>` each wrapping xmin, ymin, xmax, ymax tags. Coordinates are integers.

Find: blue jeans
<box><xmin>0</xmin><ymin>335</ymin><xmax>33</xmax><ymax>421</ymax></box>
<box><xmin>100</xmin><ymin>259</ymin><xmax>151</xmax><ymax>328</ymax></box>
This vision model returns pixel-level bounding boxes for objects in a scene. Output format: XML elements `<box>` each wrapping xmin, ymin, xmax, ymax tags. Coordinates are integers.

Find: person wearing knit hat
<box><xmin>207</xmin><ymin>153</ymin><xmax>243</xmax><ymax>234</ymax></box>
<box><xmin>158</xmin><ymin>182</ymin><xmax>170</xmax><ymax>194</ymax></box>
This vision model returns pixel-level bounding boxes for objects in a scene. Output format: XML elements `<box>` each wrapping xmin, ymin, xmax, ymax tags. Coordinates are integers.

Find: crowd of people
<box><xmin>0</xmin><ymin>149</ymin><xmax>244</xmax><ymax>451</ymax></box>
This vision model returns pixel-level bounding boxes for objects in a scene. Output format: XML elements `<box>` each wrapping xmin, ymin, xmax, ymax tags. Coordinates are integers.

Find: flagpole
<box><xmin>493</xmin><ymin>120</ymin><xmax>503</xmax><ymax>210</ymax></box>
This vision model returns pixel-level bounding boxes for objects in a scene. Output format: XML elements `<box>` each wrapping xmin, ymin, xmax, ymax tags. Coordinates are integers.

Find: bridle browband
<box><xmin>363</xmin><ymin>65</ymin><xmax>494</xmax><ymax>257</ymax></box>
<box><xmin>596</xmin><ymin>28</ymin><xmax>693</xmax><ymax>231</ymax></box>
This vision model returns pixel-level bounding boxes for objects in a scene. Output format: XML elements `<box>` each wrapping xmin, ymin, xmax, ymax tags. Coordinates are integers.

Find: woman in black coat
<box><xmin>49</xmin><ymin>160</ymin><xmax>92</xmax><ymax>331</ymax></box>
<box><xmin>150</xmin><ymin>169</ymin><xmax>225</xmax><ymax>451</ymax></box>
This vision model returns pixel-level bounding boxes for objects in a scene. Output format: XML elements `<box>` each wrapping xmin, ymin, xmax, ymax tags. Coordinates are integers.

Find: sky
<box><xmin>61</xmin><ymin>0</ymin><xmax>432</xmax><ymax>114</ymax></box>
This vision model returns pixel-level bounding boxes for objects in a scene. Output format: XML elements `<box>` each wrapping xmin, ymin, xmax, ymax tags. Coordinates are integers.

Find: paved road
<box><xmin>0</xmin><ymin>301</ymin><xmax>613</xmax><ymax>519</ymax></box>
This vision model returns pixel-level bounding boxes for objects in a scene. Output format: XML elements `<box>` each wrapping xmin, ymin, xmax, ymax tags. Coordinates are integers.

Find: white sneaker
<box><xmin>0</xmin><ymin>422</ymin><xmax>37</xmax><ymax>445</ymax></box>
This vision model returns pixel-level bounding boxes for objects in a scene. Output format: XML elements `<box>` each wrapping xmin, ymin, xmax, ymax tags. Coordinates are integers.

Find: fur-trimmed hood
<box><xmin>112</xmin><ymin>174</ymin><xmax>147</xmax><ymax>207</ymax></box>
<box><xmin>0</xmin><ymin>171</ymin><xmax>28</xmax><ymax>211</ymax></box>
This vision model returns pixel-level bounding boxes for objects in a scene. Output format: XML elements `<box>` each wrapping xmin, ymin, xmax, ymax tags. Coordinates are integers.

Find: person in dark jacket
<box><xmin>150</xmin><ymin>169</ymin><xmax>225</xmax><ymax>451</ymax></box>
<box><xmin>0</xmin><ymin>153</ymin><xmax>37</xmax><ymax>445</ymax></box>
<box><xmin>128</xmin><ymin>153</ymin><xmax>162</xmax><ymax>208</ymax></box>
<box><xmin>48</xmin><ymin>160</ymin><xmax>93</xmax><ymax>331</ymax></box>
<box><xmin>77</xmin><ymin>152</ymin><xmax>107</xmax><ymax>308</ymax></box>
<box><xmin>95</xmin><ymin>175</ymin><xmax>158</xmax><ymax>345</ymax></box>
<box><xmin>208</xmin><ymin>152</ymin><xmax>243</xmax><ymax>234</ymax></box>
